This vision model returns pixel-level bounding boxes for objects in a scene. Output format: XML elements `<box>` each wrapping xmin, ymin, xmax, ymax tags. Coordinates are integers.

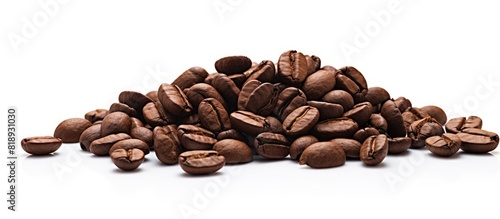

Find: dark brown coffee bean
<box><xmin>79</xmin><ymin>124</ymin><xmax>102</xmax><ymax>151</ymax></box>
<box><xmin>172</xmin><ymin>66</ymin><xmax>209</xmax><ymax>90</ymax></box>
<box><xmin>330</xmin><ymin>138</ymin><xmax>362</xmax><ymax>159</ymax></box>
<box><xmin>408</xmin><ymin>117</ymin><xmax>444</xmax><ymax>148</ymax></box>
<box><xmin>130</xmin><ymin>127</ymin><xmax>153</xmax><ymax>149</ymax></box>
<box><xmin>420</xmin><ymin>105</ymin><xmax>447</xmax><ymax>125</ymax></box>
<box><xmin>254</xmin><ymin>132</ymin><xmax>290</xmax><ymax>159</ymax></box>
<box><xmin>388</xmin><ymin>137</ymin><xmax>412</xmax><ymax>154</ymax></box>
<box><xmin>185</xmin><ymin>83</ymin><xmax>227</xmax><ymax>110</ymax></box>
<box><xmin>198</xmin><ymin>98</ymin><xmax>231</xmax><ymax>133</ymax></box>
<box><xmin>277</xmin><ymin>50</ymin><xmax>308</xmax><ymax>85</ymax></box>
<box><xmin>321</xmin><ymin>65</ymin><xmax>338</xmax><ymax>73</ymax></box>
<box><xmin>228</xmin><ymin>74</ymin><xmax>247</xmax><ymax>89</ymax></box>
<box><xmin>282</xmin><ymin>106</ymin><xmax>319</xmax><ymax>137</ymax></box>
<box><xmin>263</xmin><ymin>116</ymin><xmax>282</xmax><ymax>134</ymax></box>
<box><xmin>305</xmin><ymin>55</ymin><xmax>321</xmax><ymax>75</ymax></box>
<box><xmin>89</xmin><ymin>133</ymin><xmax>131</xmax><ymax>156</ymax></box>
<box><xmin>177</xmin><ymin>125</ymin><xmax>217</xmax><ymax>150</ymax></box>
<box><xmin>180</xmin><ymin>114</ymin><xmax>201</xmax><ymax>126</ymax></box>
<box><xmin>368</xmin><ymin>114</ymin><xmax>388</xmax><ymax>134</ymax></box>
<box><xmin>109</xmin><ymin>102</ymin><xmax>138</xmax><ymax>118</ymax></box>
<box><xmin>445</xmin><ymin>116</ymin><xmax>483</xmax><ymax>133</ymax></box>
<box><xmin>353</xmin><ymin>127</ymin><xmax>379</xmax><ymax>144</ymax></box>
<box><xmin>380</xmin><ymin>100</ymin><xmax>406</xmax><ymax>137</ymax></box>
<box><xmin>130</xmin><ymin>117</ymin><xmax>144</xmax><ymax>129</ymax></box>
<box><xmin>457</xmin><ymin>128</ymin><xmax>499</xmax><ymax>153</ymax></box>
<box><xmin>205</xmin><ymin>73</ymin><xmax>240</xmax><ymax>112</ymax></box>
<box><xmin>213</xmin><ymin>139</ymin><xmax>253</xmax><ymax>164</ymax></box>
<box><xmin>178</xmin><ymin>150</ymin><xmax>225</xmax><ymax>175</ymax></box>
<box><xmin>274</xmin><ymin>87</ymin><xmax>307</xmax><ymax>121</ymax></box>
<box><xmin>230</xmin><ymin>111</ymin><xmax>270</xmax><ymax>136</ymax></box>
<box><xmin>21</xmin><ymin>136</ymin><xmax>62</xmax><ymax>155</ymax></box>
<box><xmin>153</xmin><ymin>125</ymin><xmax>182</xmax><ymax>165</ymax></box>
<box><xmin>158</xmin><ymin>83</ymin><xmax>193</xmax><ymax>117</ymax></box>
<box><xmin>343</xmin><ymin>102</ymin><xmax>373</xmax><ymax>126</ymax></box>
<box><xmin>299</xmin><ymin>141</ymin><xmax>346</xmax><ymax>168</ymax></box>
<box><xmin>336</xmin><ymin>66</ymin><xmax>368</xmax><ymax>103</ymax></box>
<box><xmin>84</xmin><ymin>109</ymin><xmax>109</xmax><ymax>123</ymax></box>
<box><xmin>142</xmin><ymin>101</ymin><xmax>177</xmax><ymax>127</ymax></box>
<box><xmin>312</xmin><ymin>117</ymin><xmax>358</xmax><ymax>140</ymax></box>
<box><xmin>240</xmin><ymin>81</ymin><xmax>278</xmax><ymax>116</ymax></box>
<box><xmin>307</xmin><ymin>101</ymin><xmax>344</xmax><ymax>120</ymax></box>
<box><xmin>109</xmin><ymin>139</ymin><xmax>150</xmax><ymax>155</ymax></box>
<box><xmin>110</xmin><ymin>148</ymin><xmax>144</xmax><ymax>171</ymax></box>
<box><xmin>101</xmin><ymin>112</ymin><xmax>132</xmax><ymax>136</ymax></box>
<box><xmin>425</xmin><ymin>133</ymin><xmax>461</xmax><ymax>157</ymax></box>
<box><xmin>215</xmin><ymin>55</ymin><xmax>252</xmax><ymax>75</ymax></box>
<box><xmin>243</xmin><ymin>60</ymin><xmax>275</xmax><ymax>83</ymax></box>
<box><xmin>118</xmin><ymin>91</ymin><xmax>152</xmax><ymax>114</ymax></box>
<box><xmin>360</xmin><ymin>134</ymin><xmax>388</xmax><ymax>166</ymax></box>
<box><xmin>54</xmin><ymin>118</ymin><xmax>93</xmax><ymax>143</ymax></box>
<box><xmin>290</xmin><ymin>135</ymin><xmax>319</xmax><ymax>160</ymax></box>
<box><xmin>217</xmin><ymin>129</ymin><xmax>247</xmax><ymax>142</ymax></box>
<box><xmin>365</xmin><ymin>87</ymin><xmax>390</xmax><ymax>106</ymax></box>
<box><xmin>402</xmin><ymin>107</ymin><xmax>429</xmax><ymax>131</ymax></box>
<box><xmin>302</xmin><ymin>70</ymin><xmax>336</xmax><ymax>100</ymax></box>
<box><xmin>322</xmin><ymin>90</ymin><xmax>354</xmax><ymax>111</ymax></box>
<box><xmin>393</xmin><ymin>96</ymin><xmax>412</xmax><ymax>113</ymax></box>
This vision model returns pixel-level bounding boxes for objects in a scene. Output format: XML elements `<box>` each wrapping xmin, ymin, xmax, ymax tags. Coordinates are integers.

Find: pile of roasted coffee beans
<box><xmin>21</xmin><ymin>50</ymin><xmax>499</xmax><ymax>174</ymax></box>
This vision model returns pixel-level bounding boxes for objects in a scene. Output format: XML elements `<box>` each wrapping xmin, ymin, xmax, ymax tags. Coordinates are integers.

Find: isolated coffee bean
<box><xmin>79</xmin><ymin>124</ymin><xmax>102</xmax><ymax>151</ymax></box>
<box><xmin>109</xmin><ymin>102</ymin><xmax>138</xmax><ymax>118</ymax></box>
<box><xmin>393</xmin><ymin>96</ymin><xmax>412</xmax><ymax>113</ymax></box>
<box><xmin>85</xmin><ymin>109</ymin><xmax>109</xmax><ymax>123</ymax></box>
<box><xmin>213</xmin><ymin>139</ymin><xmax>253</xmax><ymax>164</ymax></box>
<box><xmin>230</xmin><ymin>111</ymin><xmax>270</xmax><ymax>136</ymax></box>
<box><xmin>445</xmin><ymin>116</ymin><xmax>483</xmax><ymax>133</ymax></box>
<box><xmin>408</xmin><ymin>117</ymin><xmax>444</xmax><ymax>148</ymax></box>
<box><xmin>130</xmin><ymin>127</ymin><xmax>154</xmax><ymax>149</ymax></box>
<box><xmin>360</xmin><ymin>134</ymin><xmax>388</xmax><ymax>166</ymax></box>
<box><xmin>353</xmin><ymin>127</ymin><xmax>379</xmax><ymax>144</ymax></box>
<box><xmin>336</xmin><ymin>66</ymin><xmax>368</xmax><ymax>103</ymax></box>
<box><xmin>282</xmin><ymin>106</ymin><xmax>319</xmax><ymax>137</ymax></box>
<box><xmin>307</xmin><ymin>101</ymin><xmax>344</xmax><ymax>120</ymax></box>
<box><xmin>185</xmin><ymin>83</ymin><xmax>227</xmax><ymax>110</ymax></box>
<box><xmin>330</xmin><ymin>138</ymin><xmax>362</xmax><ymax>159</ymax></box>
<box><xmin>274</xmin><ymin>87</ymin><xmax>308</xmax><ymax>121</ymax></box>
<box><xmin>153</xmin><ymin>125</ymin><xmax>182</xmax><ymax>165</ymax></box>
<box><xmin>457</xmin><ymin>128</ymin><xmax>499</xmax><ymax>153</ymax></box>
<box><xmin>305</xmin><ymin>55</ymin><xmax>321</xmax><ymax>75</ymax></box>
<box><xmin>89</xmin><ymin>133</ymin><xmax>131</xmax><ymax>156</ymax></box>
<box><xmin>54</xmin><ymin>118</ymin><xmax>93</xmax><ymax>143</ymax></box>
<box><xmin>388</xmin><ymin>137</ymin><xmax>412</xmax><ymax>154</ymax></box>
<box><xmin>322</xmin><ymin>90</ymin><xmax>354</xmax><ymax>112</ymax></box>
<box><xmin>299</xmin><ymin>141</ymin><xmax>346</xmax><ymax>168</ymax></box>
<box><xmin>118</xmin><ymin>91</ymin><xmax>152</xmax><ymax>115</ymax></box>
<box><xmin>425</xmin><ymin>133</ymin><xmax>461</xmax><ymax>157</ymax></box>
<box><xmin>302</xmin><ymin>70</ymin><xmax>336</xmax><ymax>100</ymax></box>
<box><xmin>177</xmin><ymin>125</ymin><xmax>217</xmax><ymax>150</ymax></box>
<box><xmin>142</xmin><ymin>101</ymin><xmax>177</xmax><ymax>127</ymax></box>
<box><xmin>110</xmin><ymin>148</ymin><xmax>144</xmax><ymax>171</ymax></box>
<box><xmin>290</xmin><ymin>135</ymin><xmax>319</xmax><ymax>160</ymax></box>
<box><xmin>101</xmin><ymin>112</ymin><xmax>132</xmax><ymax>136</ymax></box>
<box><xmin>312</xmin><ymin>117</ymin><xmax>358</xmax><ymax>140</ymax></box>
<box><xmin>205</xmin><ymin>73</ymin><xmax>241</xmax><ymax>112</ymax></box>
<box><xmin>243</xmin><ymin>60</ymin><xmax>275</xmax><ymax>83</ymax></box>
<box><xmin>172</xmin><ymin>66</ymin><xmax>209</xmax><ymax>90</ymax></box>
<box><xmin>198</xmin><ymin>98</ymin><xmax>231</xmax><ymax>133</ymax></box>
<box><xmin>421</xmin><ymin>105</ymin><xmax>447</xmax><ymax>125</ymax></box>
<box><xmin>109</xmin><ymin>139</ymin><xmax>150</xmax><ymax>155</ymax></box>
<box><xmin>380</xmin><ymin>100</ymin><xmax>406</xmax><ymax>138</ymax></box>
<box><xmin>215</xmin><ymin>55</ymin><xmax>252</xmax><ymax>75</ymax></box>
<box><xmin>158</xmin><ymin>83</ymin><xmax>193</xmax><ymax>117</ymax></box>
<box><xmin>21</xmin><ymin>136</ymin><xmax>62</xmax><ymax>155</ymax></box>
<box><xmin>254</xmin><ymin>132</ymin><xmax>290</xmax><ymax>159</ymax></box>
<box><xmin>343</xmin><ymin>102</ymin><xmax>373</xmax><ymax>126</ymax></box>
<box><xmin>277</xmin><ymin>50</ymin><xmax>308</xmax><ymax>85</ymax></box>
<box><xmin>368</xmin><ymin>114</ymin><xmax>388</xmax><ymax>134</ymax></box>
<box><xmin>365</xmin><ymin>87</ymin><xmax>390</xmax><ymax>106</ymax></box>
<box><xmin>178</xmin><ymin>150</ymin><xmax>225</xmax><ymax>175</ymax></box>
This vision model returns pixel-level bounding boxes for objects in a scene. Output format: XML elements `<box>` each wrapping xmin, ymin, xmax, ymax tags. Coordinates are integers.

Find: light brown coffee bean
<box><xmin>213</xmin><ymin>139</ymin><xmax>253</xmax><ymax>164</ymax></box>
<box><xmin>54</xmin><ymin>118</ymin><xmax>93</xmax><ymax>143</ymax></box>
<box><xmin>110</xmin><ymin>148</ymin><xmax>144</xmax><ymax>171</ymax></box>
<box><xmin>299</xmin><ymin>141</ymin><xmax>346</xmax><ymax>168</ymax></box>
<box><xmin>360</xmin><ymin>134</ymin><xmax>388</xmax><ymax>166</ymax></box>
<box><xmin>178</xmin><ymin>150</ymin><xmax>225</xmax><ymax>175</ymax></box>
<box><xmin>21</xmin><ymin>136</ymin><xmax>62</xmax><ymax>155</ymax></box>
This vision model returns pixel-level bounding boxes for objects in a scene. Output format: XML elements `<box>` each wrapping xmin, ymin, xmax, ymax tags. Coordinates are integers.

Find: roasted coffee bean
<box><xmin>101</xmin><ymin>112</ymin><xmax>132</xmax><ymax>136</ymax></box>
<box><xmin>230</xmin><ymin>111</ymin><xmax>270</xmax><ymax>136</ymax></box>
<box><xmin>21</xmin><ymin>136</ymin><xmax>62</xmax><ymax>155</ymax></box>
<box><xmin>353</xmin><ymin>127</ymin><xmax>379</xmax><ymax>144</ymax></box>
<box><xmin>368</xmin><ymin>114</ymin><xmax>388</xmax><ymax>134</ymax></box>
<box><xmin>402</xmin><ymin>107</ymin><xmax>429</xmax><ymax>131</ymax></box>
<box><xmin>408</xmin><ymin>117</ymin><xmax>444</xmax><ymax>148</ymax></box>
<box><xmin>153</xmin><ymin>125</ymin><xmax>182</xmax><ymax>164</ymax></box>
<box><xmin>142</xmin><ymin>101</ymin><xmax>177</xmax><ymax>127</ymax></box>
<box><xmin>445</xmin><ymin>116</ymin><xmax>483</xmax><ymax>133</ymax></box>
<box><xmin>172</xmin><ymin>66</ymin><xmax>209</xmax><ymax>90</ymax></box>
<box><xmin>265</xmin><ymin>116</ymin><xmax>284</xmax><ymax>134</ymax></box>
<box><xmin>185</xmin><ymin>83</ymin><xmax>227</xmax><ymax>110</ymax></box>
<box><xmin>158</xmin><ymin>83</ymin><xmax>193</xmax><ymax>117</ymax></box>
<box><xmin>277</xmin><ymin>50</ymin><xmax>308</xmax><ymax>85</ymax></box>
<box><xmin>299</xmin><ymin>141</ymin><xmax>346</xmax><ymax>168</ymax></box>
<box><xmin>205</xmin><ymin>73</ymin><xmax>240</xmax><ymax>112</ymax></box>
<box><xmin>343</xmin><ymin>102</ymin><xmax>373</xmax><ymax>126</ymax></box>
<box><xmin>274</xmin><ymin>87</ymin><xmax>307</xmax><ymax>121</ymax></box>
<box><xmin>118</xmin><ymin>91</ymin><xmax>152</xmax><ymax>114</ymax></box>
<box><xmin>180</xmin><ymin>114</ymin><xmax>200</xmax><ymax>126</ymax></box>
<box><xmin>380</xmin><ymin>100</ymin><xmax>406</xmax><ymax>137</ymax></box>
<box><xmin>177</xmin><ymin>125</ymin><xmax>217</xmax><ymax>150</ymax></box>
<box><xmin>307</xmin><ymin>101</ymin><xmax>344</xmax><ymax>120</ymax></box>
<box><xmin>421</xmin><ymin>105</ymin><xmax>447</xmax><ymax>125</ymax></box>
<box><xmin>360</xmin><ymin>134</ymin><xmax>388</xmax><ymax>166</ymax></box>
<box><xmin>393</xmin><ymin>96</ymin><xmax>412</xmax><ymax>113</ymax></box>
<box><xmin>305</xmin><ymin>55</ymin><xmax>321</xmax><ymax>75</ymax></box>
<box><xmin>198</xmin><ymin>98</ymin><xmax>231</xmax><ymax>133</ymax></box>
<box><xmin>425</xmin><ymin>133</ymin><xmax>461</xmax><ymax>157</ymax></box>
<box><xmin>215</xmin><ymin>55</ymin><xmax>252</xmax><ymax>75</ymax></box>
<box><xmin>322</xmin><ymin>90</ymin><xmax>354</xmax><ymax>111</ymax></box>
<box><xmin>109</xmin><ymin>102</ymin><xmax>138</xmax><ymax>118</ymax></box>
<box><xmin>178</xmin><ymin>150</ymin><xmax>225</xmax><ymax>175</ymax></box>
<box><xmin>312</xmin><ymin>117</ymin><xmax>359</xmax><ymax>140</ymax></box>
<box><xmin>79</xmin><ymin>124</ymin><xmax>102</xmax><ymax>151</ymax></box>
<box><xmin>130</xmin><ymin>127</ymin><xmax>153</xmax><ymax>149</ymax></box>
<box><xmin>365</xmin><ymin>87</ymin><xmax>390</xmax><ymax>106</ymax></box>
<box><xmin>54</xmin><ymin>118</ymin><xmax>93</xmax><ymax>143</ymax></box>
<box><xmin>254</xmin><ymin>132</ymin><xmax>291</xmax><ymax>159</ymax></box>
<box><xmin>110</xmin><ymin>148</ymin><xmax>144</xmax><ymax>171</ymax></box>
<box><xmin>217</xmin><ymin>129</ymin><xmax>247</xmax><ymax>142</ymax></box>
<box><xmin>89</xmin><ymin>133</ymin><xmax>131</xmax><ymax>156</ymax></box>
<box><xmin>237</xmin><ymin>80</ymin><xmax>278</xmax><ymax>116</ymax></box>
<box><xmin>85</xmin><ymin>109</ymin><xmax>109</xmax><ymax>123</ymax></box>
<box><xmin>290</xmin><ymin>135</ymin><xmax>319</xmax><ymax>160</ymax></box>
<box><xmin>336</xmin><ymin>66</ymin><xmax>368</xmax><ymax>103</ymax></box>
<box><xmin>243</xmin><ymin>60</ymin><xmax>275</xmax><ymax>83</ymax></box>
<box><xmin>457</xmin><ymin>128</ymin><xmax>499</xmax><ymax>153</ymax></box>
<box><xmin>282</xmin><ymin>106</ymin><xmax>319</xmax><ymax>137</ymax></box>
<box><xmin>130</xmin><ymin>117</ymin><xmax>144</xmax><ymax>129</ymax></box>
<box><xmin>321</xmin><ymin>65</ymin><xmax>338</xmax><ymax>74</ymax></box>
<box><xmin>228</xmin><ymin>74</ymin><xmax>247</xmax><ymax>89</ymax></box>
<box><xmin>109</xmin><ymin>139</ymin><xmax>150</xmax><ymax>155</ymax></box>
<box><xmin>213</xmin><ymin>139</ymin><xmax>253</xmax><ymax>164</ymax></box>
<box><xmin>330</xmin><ymin>138</ymin><xmax>362</xmax><ymax>159</ymax></box>
<box><xmin>302</xmin><ymin>70</ymin><xmax>336</xmax><ymax>100</ymax></box>
<box><xmin>388</xmin><ymin>137</ymin><xmax>412</xmax><ymax>154</ymax></box>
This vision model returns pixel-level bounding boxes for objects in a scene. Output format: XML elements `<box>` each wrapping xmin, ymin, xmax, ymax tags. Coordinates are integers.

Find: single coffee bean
<box><xmin>445</xmin><ymin>116</ymin><xmax>483</xmax><ymax>133</ymax></box>
<box><xmin>299</xmin><ymin>141</ymin><xmax>346</xmax><ymax>168</ymax></box>
<box><xmin>178</xmin><ymin>150</ymin><xmax>225</xmax><ymax>175</ymax></box>
<box><xmin>425</xmin><ymin>133</ymin><xmax>461</xmax><ymax>157</ymax></box>
<box><xmin>229</xmin><ymin>111</ymin><xmax>270</xmax><ymax>136</ymax></box>
<box><xmin>360</xmin><ymin>134</ymin><xmax>388</xmax><ymax>166</ymax></box>
<box><xmin>305</xmin><ymin>55</ymin><xmax>321</xmax><ymax>75</ymax></box>
<box><xmin>101</xmin><ymin>112</ymin><xmax>132</xmax><ymax>136</ymax></box>
<box><xmin>241</xmin><ymin>81</ymin><xmax>279</xmax><ymax>116</ymax></box>
<box><xmin>307</xmin><ymin>101</ymin><xmax>344</xmax><ymax>121</ymax></box>
<box><xmin>402</xmin><ymin>107</ymin><xmax>429</xmax><ymax>131</ymax></box>
<box><xmin>84</xmin><ymin>109</ymin><xmax>109</xmax><ymax>123</ymax></box>
<box><xmin>393</xmin><ymin>96</ymin><xmax>412</xmax><ymax>113</ymax></box>
<box><xmin>217</xmin><ymin>129</ymin><xmax>247</xmax><ymax>143</ymax></box>
<box><xmin>110</xmin><ymin>148</ymin><xmax>144</xmax><ymax>171</ymax></box>
<box><xmin>420</xmin><ymin>105</ymin><xmax>447</xmax><ymax>125</ymax></box>
<box><xmin>322</xmin><ymin>90</ymin><xmax>354</xmax><ymax>112</ymax></box>
<box><xmin>54</xmin><ymin>118</ymin><xmax>93</xmax><ymax>143</ymax></box>
<box><xmin>282</xmin><ymin>106</ymin><xmax>319</xmax><ymax>137</ymax></box>
<box><xmin>265</xmin><ymin>116</ymin><xmax>284</xmax><ymax>134</ymax></box>
<box><xmin>171</xmin><ymin>66</ymin><xmax>209</xmax><ymax>90</ymax></box>
<box><xmin>198</xmin><ymin>98</ymin><xmax>231</xmax><ymax>133</ymax></box>
<box><xmin>213</xmin><ymin>139</ymin><xmax>253</xmax><ymax>164</ymax></box>
<box><xmin>89</xmin><ymin>133</ymin><xmax>131</xmax><ymax>156</ymax></box>
<box><xmin>243</xmin><ymin>60</ymin><xmax>275</xmax><ymax>83</ymax></box>
<box><xmin>321</xmin><ymin>65</ymin><xmax>338</xmax><ymax>73</ymax></box>
<box><xmin>457</xmin><ymin>128</ymin><xmax>499</xmax><ymax>153</ymax></box>
<box><xmin>109</xmin><ymin>102</ymin><xmax>138</xmax><ymax>118</ymax></box>
<box><xmin>215</xmin><ymin>55</ymin><xmax>252</xmax><ymax>75</ymax></box>
<box><xmin>368</xmin><ymin>114</ymin><xmax>388</xmax><ymax>134</ymax></box>
<box><xmin>336</xmin><ymin>66</ymin><xmax>368</xmax><ymax>103</ymax></box>
<box><xmin>302</xmin><ymin>70</ymin><xmax>336</xmax><ymax>100</ymax></box>
<box><xmin>408</xmin><ymin>117</ymin><xmax>444</xmax><ymax>148</ymax></box>
<box><xmin>388</xmin><ymin>137</ymin><xmax>412</xmax><ymax>154</ymax></box>
<box><xmin>130</xmin><ymin>117</ymin><xmax>145</xmax><ymax>129</ymax></box>
<box><xmin>177</xmin><ymin>125</ymin><xmax>217</xmax><ymax>150</ymax></box>
<box><xmin>185</xmin><ymin>83</ymin><xmax>227</xmax><ymax>110</ymax></box>
<box><xmin>142</xmin><ymin>101</ymin><xmax>177</xmax><ymax>127</ymax></box>
<box><xmin>365</xmin><ymin>87</ymin><xmax>390</xmax><ymax>107</ymax></box>
<box><xmin>343</xmin><ymin>102</ymin><xmax>373</xmax><ymax>126</ymax></box>
<box><xmin>274</xmin><ymin>87</ymin><xmax>307</xmax><ymax>121</ymax></box>
<box><xmin>380</xmin><ymin>100</ymin><xmax>406</xmax><ymax>138</ymax></box>
<box><xmin>290</xmin><ymin>135</ymin><xmax>319</xmax><ymax>160</ymax></box>
<box><xmin>312</xmin><ymin>117</ymin><xmax>358</xmax><ymax>140</ymax></box>
<box><xmin>153</xmin><ymin>125</ymin><xmax>182</xmax><ymax>165</ymax></box>
<box><xmin>277</xmin><ymin>50</ymin><xmax>308</xmax><ymax>85</ymax></box>
<box><xmin>330</xmin><ymin>138</ymin><xmax>362</xmax><ymax>159</ymax></box>
<box><xmin>108</xmin><ymin>139</ymin><xmax>150</xmax><ymax>155</ymax></box>
<box><xmin>21</xmin><ymin>136</ymin><xmax>62</xmax><ymax>155</ymax></box>
<box><xmin>130</xmin><ymin>127</ymin><xmax>154</xmax><ymax>149</ymax></box>
<box><xmin>118</xmin><ymin>91</ymin><xmax>152</xmax><ymax>115</ymax></box>
<box><xmin>254</xmin><ymin>132</ymin><xmax>291</xmax><ymax>159</ymax></box>
<box><xmin>352</xmin><ymin>127</ymin><xmax>379</xmax><ymax>144</ymax></box>
<box><xmin>158</xmin><ymin>83</ymin><xmax>193</xmax><ymax>117</ymax></box>
<box><xmin>205</xmin><ymin>73</ymin><xmax>241</xmax><ymax>112</ymax></box>
<box><xmin>79</xmin><ymin>124</ymin><xmax>102</xmax><ymax>151</ymax></box>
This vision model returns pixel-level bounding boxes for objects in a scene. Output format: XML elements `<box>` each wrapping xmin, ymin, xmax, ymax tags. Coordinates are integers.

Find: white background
<box><xmin>1</xmin><ymin>0</ymin><xmax>500</xmax><ymax>218</ymax></box>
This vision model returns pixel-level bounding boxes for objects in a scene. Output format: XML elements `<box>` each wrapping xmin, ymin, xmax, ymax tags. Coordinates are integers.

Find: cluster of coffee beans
<box><xmin>21</xmin><ymin>50</ymin><xmax>499</xmax><ymax>174</ymax></box>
